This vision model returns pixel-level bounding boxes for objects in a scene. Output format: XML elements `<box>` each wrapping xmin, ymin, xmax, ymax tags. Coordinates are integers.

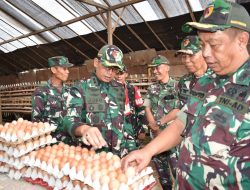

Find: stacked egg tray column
<box><xmin>0</xmin><ymin>118</ymin><xmax>57</xmax><ymax>181</ymax></box>
<box><xmin>23</xmin><ymin>142</ymin><xmax>157</xmax><ymax>190</ymax></box>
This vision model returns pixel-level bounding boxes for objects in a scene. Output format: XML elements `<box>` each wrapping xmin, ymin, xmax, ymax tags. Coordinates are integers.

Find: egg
<box><xmin>16</xmin><ymin>118</ymin><xmax>23</xmax><ymax>123</ymax></box>
<box><xmin>99</xmin><ymin>168</ymin><xmax>108</xmax><ymax>176</ymax></box>
<box><xmin>16</xmin><ymin>130</ymin><xmax>25</xmax><ymax>139</ymax></box>
<box><xmin>113</xmin><ymin>160</ymin><xmax>121</xmax><ymax>169</ymax></box>
<box><xmin>83</xmin><ymin>168</ymin><xmax>93</xmax><ymax>177</ymax></box>
<box><xmin>109</xmin><ymin>179</ymin><xmax>120</xmax><ymax>190</ymax></box>
<box><xmin>52</xmin><ymin>158</ymin><xmax>60</xmax><ymax>167</ymax></box>
<box><xmin>76</xmin><ymin>162</ymin><xmax>85</xmax><ymax>173</ymax></box>
<box><xmin>37</xmin><ymin>122</ymin><xmax>44</xmax><ymax>132</ymax></box>
<box><xmin>58</xmin><ymin>142</ymin><xmax>65</xmax><ymax>148</ymax></box>
<box><xmin>100</xmin><ymin>175</ymin><xmax>110</xmax><ymax>185</ymax></box>
<box><xmin>108</xmin><ymin>170</ymin><xmax>118</xmax><ymax>179</ymax></box>
<box><xmin>125</xmin><ymin>166</ymin><xmax>136</xmax><ymax>178</ymax></box>
<box><xmin>75</xmin><ymin>146</ymin><xmax>82</xmax><ymax>152</ymax></box>
<box><xmin>117</xmin><ymin>173</ymin><xmax>128</xmax><ymax>183</ymax></box>
<box><xmin>88</xmin><ymin>150</ymin><xmax>96</xmax><ymax>157</ymax></box>
<box><xmin>70</xmin><ymin>159</ymin><xmax>78</xmax><ymax>168</ymax></box>
<box><xmin>92</xmin><ymin>171</ymin><xmax>101</xmax><ymax>181</ymax></box>
<box><xmin>106</xmin><ymin>152</ymin><xmax>113</xmax><ymax>160</ymax></box>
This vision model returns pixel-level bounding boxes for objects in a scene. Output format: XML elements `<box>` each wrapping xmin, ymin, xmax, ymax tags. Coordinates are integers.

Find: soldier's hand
<box><xmin>148</xmin><ymin>122</ymin><xmax>159</xmax><ymax>131</ymax></box>
<box><xmin>82</xmin><ymin>127</ymin><xmax>107</xmax><ymax>149</ymax></box>
<box><xmin>121</xmin><ymin>148</ymin><xmax>151</xmax><ymax>173</ymax></box>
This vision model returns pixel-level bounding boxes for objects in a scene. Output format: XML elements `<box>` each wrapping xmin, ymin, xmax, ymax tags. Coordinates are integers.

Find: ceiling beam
<box><xmin>131</xmin><ymin>4</ymin><xmax>168</xmax><ymax>50</ymax></box>
<box><xmin>155</xmin><ymin>0</ymin><xmax>169</xmax><ymax>18</ymax></box>
<box><xmin>0</xmin><ymin>0</ymin><xmax>145</xmax><ymax>46</ymax></box>
<box><xmin>185</xmin><ymin>0</ymin><xmax>197</xmax><ymax>22</ymax></box>
<box><xmin>77</xmin><ymin>0</ymin><xmax>108</xmax><ymax>10</ymax></box>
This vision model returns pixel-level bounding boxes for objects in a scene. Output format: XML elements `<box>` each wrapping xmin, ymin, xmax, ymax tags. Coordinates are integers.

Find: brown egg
<box><xmin>99</xmin><ymin>168</ymin><xmax>108</xmax><ymax>176</ymax></box>
<box><xmin>76</xmin><ymin>162</ymin><xmax>85</xmax><ymax>173</ymax></box>
<box><xmin>99</xmin><ymin>151</ymin><xmax>107</xmax><ymax>158</ymax></box>
<box><xmin>117</xmin><ymin>173</ymin><xmax>128</xmax><ymax>184</ymax></box>
<box><xmin>100</xmin><ymin>175</ymin><xmax>110</xmax><ymax>185</ymax></box>
<box><xmin>52</xmin><ymin>158</ymin><xmax>60</xmax><ymax>167</ymax></box>
<box><xmin>75</xmin><ymin>146</ymin><xmax>82</xmax><ymax>152</ymax></box>
<box><xmin>70</xmin><ymin>159</ymin><xmax>79</xmax><ymax>168</ymax></box>
<box><xmin>109</xmin><ymin>179</ymin><xmax>120</xmax><ymax>190</ymax></box>
<box><xmin>16</xmin><ymin>130</ymin><xmax>25</xmax><ymax>139</ymax></box>
<box><xmin>88</xmin><ymin>150</ymin><xmax>96</xmax><ymax>157</ymax></box>
<box><xmin>58</xmin><ymin>142</ymin><xmax>65</xmax><ymax>147</ymax></box>
<box><xmin>108</xmin><ymin>170</ymin><xmax>118</xmax><ymax>179</ymax></box>
<box><xmin>83</xmin><ymin>167</ymin><xmax>93</xmax><ymax>177</ymax></box>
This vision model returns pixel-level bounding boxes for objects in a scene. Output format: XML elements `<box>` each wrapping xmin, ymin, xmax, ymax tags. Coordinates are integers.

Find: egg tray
<box><xmin>0</xmin><ymin>162</ymin><xmax>10</xmax><ymax>173</ymax></box>
<box><xmin>1</xmin><ymin>135</ymin><xmax>57</xmax><ymax>158</ymax></box>
<box><xmin>24</xmin><ymin>167</ymin><xmax>71</xmax><ymax>189</ymax></box>
<box><xmin>67</xmin><ymin>166</ymin><xmax>155</xmax><ymax>188</ymax></box>
<box><xmin>0</xmin><ymin>152</ymin><xmax>25</xmax><ymax>169</ymax></box>
<box><xmin>0</xmin><ymin>123</ymin><xmax>56</xmax><ymax>144</ymax></box>
<box><xmin>66</xmin><ymin>174</ymin><xmax>156</xmax><ymax>190</ymax></box>
<box><xmin>7</xmin><ymin>166</ymin><xmax>27</xmax><ymax>180</ymax></box>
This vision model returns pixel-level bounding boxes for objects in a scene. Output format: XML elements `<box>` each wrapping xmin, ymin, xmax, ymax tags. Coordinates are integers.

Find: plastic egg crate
<box><xmin>0</xmin><ymin>118</ymin><xmax>56</xmax><ymax>143</ymax></box>
<box><xmin>3</xmin><ymin>134</ymin><xmax>56</xmax><ymax>158</ymax></box>
<box><xmin>0</xmin><ymin>161</ymin><xmax>10</xmax><ymax>173</ymax></box>
<box><xmin>7</xmin><ymin>166</ymin><xmax>27</xmax><ymax>180</ymax></box>
<box><xmin>0</xmin><ymin>151</ymin><xmax>25</xmax><ymax>169</ymax></box>
<box><xmin>24</xmin><ymin>167</ymin><xmax>71</xmax><ymax>189</ymax></box>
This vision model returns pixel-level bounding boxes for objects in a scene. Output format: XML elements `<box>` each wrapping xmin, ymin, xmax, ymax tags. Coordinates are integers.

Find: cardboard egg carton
<box><xmin>0</xmin><ymin>119</ymin><xmax>56</xmax><ymax>144</ymax></box>
<box><xmin>0</xmin><ymin>151</ymin><xmax>25</xmax><ymax>169</ymax></box>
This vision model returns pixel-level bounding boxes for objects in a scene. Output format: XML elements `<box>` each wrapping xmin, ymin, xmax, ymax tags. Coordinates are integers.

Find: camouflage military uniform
<box><xmin>178</xmin><ymin>69</ymin><xmax>214</xmax><ymax>108</ymax></box>
<box><xmin>125</xmin><ymin>81</ymin><xmax>147</xmax><ymax>146</ymax></box>
<box><xmin>176</xmin><ymin>57</ymin><xmax>250</xmax><ymax>189</ymax></box>
<box><xmin>146</xmin><ymin>78</ymin><xmax>180</xmax><ymax>189</ymax></box>
<box><xmin>63</xmin><ymin>74</ymin><xmax>138</xmax><ymax>157</ymax></box>
<box><xmin>32</xmin><ymin>79</ymin><xmax>76</xmax><ymax>144</ymax></box>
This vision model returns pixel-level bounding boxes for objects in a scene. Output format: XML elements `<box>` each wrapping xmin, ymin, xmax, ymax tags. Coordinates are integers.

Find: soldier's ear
<box><xmin>94</xmin><ymin>58</ymin><xmax>99</xmax><ymax>68</ymax></box>
<box><xmin>51</xmin><ymin>67</ymin><xmax>57</xmax><ymax>74</ymax></box>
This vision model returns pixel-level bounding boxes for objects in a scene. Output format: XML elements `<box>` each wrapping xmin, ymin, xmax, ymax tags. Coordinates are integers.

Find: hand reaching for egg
<box><xmin>82</xmin><ymin>127</ymin><xmax>107</xmax><ymax>149</ymax></box>
<box><xmin>121</xmin><ymin>148</ymin><xmax>152</xmax><ymax>173</ymax></box>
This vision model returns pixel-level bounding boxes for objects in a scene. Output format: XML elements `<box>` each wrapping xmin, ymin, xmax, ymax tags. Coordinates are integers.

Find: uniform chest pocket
<box><xmin>196</xmin><ymin>104</ymin><xmax>245</xmax><ymax>158</ymax></box>
<box><xmin>44</xmin><ymin>96</ymin><xmax>62</xmax><ymax>117</ymax></box>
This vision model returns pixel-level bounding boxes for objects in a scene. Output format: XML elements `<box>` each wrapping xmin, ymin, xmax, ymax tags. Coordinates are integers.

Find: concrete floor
<box><xmin>0</xmin><ymin>174</ymin><xmax>45</xmax><ymax>190</ymax></box>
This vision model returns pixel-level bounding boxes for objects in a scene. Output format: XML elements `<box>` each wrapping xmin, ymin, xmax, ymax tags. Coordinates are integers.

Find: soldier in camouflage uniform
<box><xmin>144</xmin><ymin>55</ymin><xmax>180</xmax><ymax>189</ymax></box>
<box><xmin>63</xmin><ymin>45</ymin><xmax>138</xmax><ymax>157</ymax></box>
<box><xmin>114</xmin><ymin>66</ymin><xmax>147</xmax><ymax>146</ymax></box>
<box><xmin>122</xmin><ymin>0</ymin><xmax>250</xmax><ymax>189</ymax></box>
<box><xmin>176</xmin><ymin>35</ymin><xmax>208</xmax><ymax>108</ymax></box>
<box><xmin>32</xmin><ymin>56</ymin><xmax>76</xmax><ymax>144</ymax></box>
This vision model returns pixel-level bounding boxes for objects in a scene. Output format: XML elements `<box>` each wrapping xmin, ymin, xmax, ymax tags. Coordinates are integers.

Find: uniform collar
<box><xmin>47</xmin><ymin>78</ymin><xmax>66</xmax><ymax>88</ymax></box>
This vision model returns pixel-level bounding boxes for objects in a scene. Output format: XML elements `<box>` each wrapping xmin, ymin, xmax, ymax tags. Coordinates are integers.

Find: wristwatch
<box><xmin>156</xmin><ymin>120</ymin><xmax>162</xmax><ymax>126</ymax></box>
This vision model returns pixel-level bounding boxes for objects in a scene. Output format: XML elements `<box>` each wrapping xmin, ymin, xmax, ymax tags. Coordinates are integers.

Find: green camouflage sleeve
<box><xmin>63</xmin><ymin>84</ymin><xmax>86</xmax><ymax>137</ymax></box>
<box><xmin>31</xmin><ymin>87</ymin><xmax>46</xmax><ymax>122</ymax></box>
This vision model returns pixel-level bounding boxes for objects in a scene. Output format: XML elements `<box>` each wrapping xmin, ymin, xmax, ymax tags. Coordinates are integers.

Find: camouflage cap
<box><xmin>119</xmin><ymin>64</ymin><xmax>128</xmax><ymax>73</ymax></box>
<box><xmin>182</xmin><ymin>0</ymin><xmax>250</xmax><ymax>33</ymax></box>
<box><xmin>98</xmin><ymin>45</ymin><xmax>124</xmax><ymax>70</ymax></box>
<box><xmin>48</xmin><ymin>56</ymin><xmax>73</xmax><ymax>68</ymax></box>
<box><xmin>176</xmin><ymin>35</ymin><xmax>201</xmax><ymax>55</ymax></box>
<box><xmin>148</xmin><ymin>55</ymin><xmax>169</xmax><ymax>67</ymax></box>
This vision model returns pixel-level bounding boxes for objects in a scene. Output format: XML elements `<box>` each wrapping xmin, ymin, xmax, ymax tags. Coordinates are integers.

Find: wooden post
<box><xmin>107</xmin><ymin>11</ymin><xmax>113</xmax><ymax>45</ymax></box>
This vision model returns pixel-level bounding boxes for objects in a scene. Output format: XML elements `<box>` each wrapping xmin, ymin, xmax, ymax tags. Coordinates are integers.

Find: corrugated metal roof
<box><xmin>0</xmin><ymin>0</ymin><xmax>248</xmax><ymax>76</ymax></box>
